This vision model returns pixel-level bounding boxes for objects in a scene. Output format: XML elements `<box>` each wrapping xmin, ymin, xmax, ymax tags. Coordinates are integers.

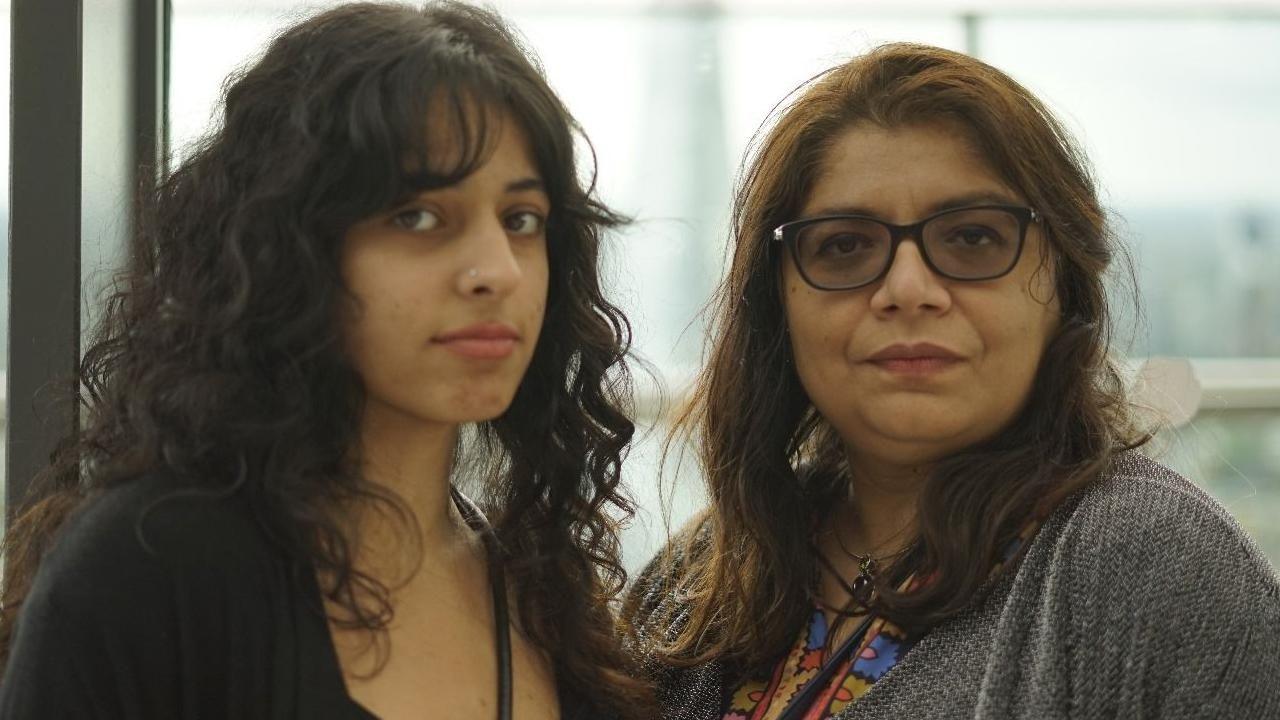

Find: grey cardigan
<box><xmin>626</xmin><ymin>452</ymin><xmax>1280</xmax><ymax>719</ymax></box>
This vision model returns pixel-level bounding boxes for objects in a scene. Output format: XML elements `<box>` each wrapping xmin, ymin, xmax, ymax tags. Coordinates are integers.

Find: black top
<box><xmin>0</xmin><ymin>475</ymin><xmax>377</xmax><ymax>719</ymax></box>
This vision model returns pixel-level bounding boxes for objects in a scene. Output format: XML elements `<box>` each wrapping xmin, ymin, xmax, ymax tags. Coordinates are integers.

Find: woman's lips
<box><xmin>869</xmin><ymin>356</ymin><xmax>961</xmax><ymax>375</ymax></box>
<box><xmin>432</xmin><ymin>323</ymin><xmax>520</xmax><ymax>360</ymax></box>
<box><xmin>865</xmin><ymin>342</ymin><xmax>963</xmax><ymax>376</ymax></box>
<box><xmin>437</xmin><ymin>338</ymin><xmax>517</xmax><ymax>359</ymax></box>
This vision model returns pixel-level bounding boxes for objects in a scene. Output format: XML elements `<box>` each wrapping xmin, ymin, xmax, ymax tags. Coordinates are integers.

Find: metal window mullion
<box><xmin>6</xmin><ymin>0</ymin><xmax>84</xmax><ymax>518</ymax></box>
<box><xmin>5</xmin><ymin>0</ymin><xmax>169</xmax><ymax>521</ymax></box>
<box><xmin>134</xmin><ymin>0</ymin><xmax>169</xmax><ymax>206</ymax></box>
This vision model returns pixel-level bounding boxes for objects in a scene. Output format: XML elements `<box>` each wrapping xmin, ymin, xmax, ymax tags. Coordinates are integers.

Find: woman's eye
<box><xmin>504</xmin><ymin>210</ymin><xmax>545</xmax><ymax>236</ymax></box>
<box><xmin>390</xmin><ymin>208</ymin><xmax>441</xmax><ymax>232</ymax></box>
<box><xmin>948</xmin><ymin>227</ymin><xmax>999</xmax><ymax>246</ymax></box>
<box><xmin>817</xmin><ymin>234</ymin><xmax>869</xmax><ymax>256</ymax></box>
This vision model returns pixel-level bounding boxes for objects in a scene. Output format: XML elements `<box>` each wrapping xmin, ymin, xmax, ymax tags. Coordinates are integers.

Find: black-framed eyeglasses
<box><xmin>772</xmin><ymin>204</ymin><xmax>1040</xmax><ymax>291</ymax></box>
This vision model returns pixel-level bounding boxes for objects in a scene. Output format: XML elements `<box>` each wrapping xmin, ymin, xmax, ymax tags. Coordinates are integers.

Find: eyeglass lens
<box><xmin>793</xmin><ymin>207</ymin><xmax>1023</xmax><ymax>289</ymax></box>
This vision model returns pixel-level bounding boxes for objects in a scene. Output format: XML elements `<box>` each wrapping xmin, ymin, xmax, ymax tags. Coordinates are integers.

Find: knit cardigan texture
<box><xmin>625</xmin><ymin>452</ymin><xmax>1280</xmax><ymax>719</ymax></box>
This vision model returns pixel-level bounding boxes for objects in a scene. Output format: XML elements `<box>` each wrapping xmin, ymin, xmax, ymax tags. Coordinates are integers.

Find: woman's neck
<box><xmin>347</xmin><ymin>403</ymin><xmax>469</xmax><ymax>586</ymax></box>
<box><xmin>813</xmin><ymin>454</ymin><xmax>925</xmax><ymax>621</ymax></box>
<box><xmin>834</xmin><ymin>454</ymin><xmax>928</xmax><ymax>558</ymax></box>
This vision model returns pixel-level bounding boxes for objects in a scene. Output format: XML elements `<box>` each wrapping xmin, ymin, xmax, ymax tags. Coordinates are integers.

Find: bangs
<box><xmin>331</xmin><ymin>46</ymin><xmax>512</xmax><ymax>217</ymax></box>
<box><xmin>391</xmin><ymin>84</ymin><xmax>509</xmax><ymax>203</ymax></box>
<box><xmin>295</xmin><ymin>6</ymin><xmax>578</xmax><ymax>241</ymax></box>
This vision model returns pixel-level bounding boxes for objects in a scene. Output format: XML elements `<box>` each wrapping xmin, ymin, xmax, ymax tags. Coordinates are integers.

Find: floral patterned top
<box><xmin>722</xmin><ymin>523</ymin><xmax>1039</xmax><ymax>720</ymax></box>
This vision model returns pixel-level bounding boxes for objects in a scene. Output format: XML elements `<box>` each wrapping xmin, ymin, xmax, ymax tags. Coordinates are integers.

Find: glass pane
<box><xmin>720</xmin><ymin>13</ymin><xmax>963</xmax><ymax>167</ymax></box>
<box><xmin>81</xmin><ymin>0</ymin><xmax>137</xmax><ymax>352</ymax></box>
<box><xmin>979</xmin><ymin>18</ymin><xmax>1280</xmax><ymax>358</ymax></box>
<box><xmin>1150</xmin><ymin>409</ymin><xmax>1280</xmax><ymax>567</ymax></box>
<box><xmin>169</xmin><ymin>7</ymin><xmax>283</xmax><ymax>166</ymax></box>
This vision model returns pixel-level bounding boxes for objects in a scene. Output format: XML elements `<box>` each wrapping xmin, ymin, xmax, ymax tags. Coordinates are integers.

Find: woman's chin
<box><xmin>839</xmin><ymin>411</ymin><xmax>998</xmax><ymax>467</ymax></box>
<box><xmin>448</xmin><ymin>396</ymin><xmax>518</xmax><ymax>425</ymax></box>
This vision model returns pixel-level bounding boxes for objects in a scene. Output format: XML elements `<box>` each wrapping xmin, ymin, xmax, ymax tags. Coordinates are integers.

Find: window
<box><xmin>156</xmin><ymin>1</ymin><xmax>1280</xmax><ymax>570</ymax></box>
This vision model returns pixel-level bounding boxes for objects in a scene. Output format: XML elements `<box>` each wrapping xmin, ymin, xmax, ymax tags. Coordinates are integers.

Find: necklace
<box><xmin>832</xmin><ymin>528</ymin><xmax>881</xmax><ymax>601</ymax></box>
<box><xmin>824</xmin><ymin>516</ymin><xmax>914</xmax><ymax>608</ymax></box>
<box><xmin>450</xmin><ymin>487</ymin><xmax>512</xmax><ymax>720</ymax></box>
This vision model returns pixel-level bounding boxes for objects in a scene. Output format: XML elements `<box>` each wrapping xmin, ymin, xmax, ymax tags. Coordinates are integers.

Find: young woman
<box><xmin>625</xmin><ymin>43</ymin><xmax>1280</xmax><ymax>719</ymax></box>
<box><xmin>0</xmin><ymin>3</ymin><xmax>649</xmax><ymax>718</ymax></box>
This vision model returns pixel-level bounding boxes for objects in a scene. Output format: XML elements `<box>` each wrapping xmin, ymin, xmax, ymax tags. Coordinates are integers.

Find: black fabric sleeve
<box><xmin>0</xmin><ymin>479</ymin><xmax>298</xmax><ymax>720</ymax></box>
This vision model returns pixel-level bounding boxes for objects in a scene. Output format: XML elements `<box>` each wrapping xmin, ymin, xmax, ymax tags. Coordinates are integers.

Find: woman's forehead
<box><xmin>800</xmin><ymin>122</ymin><xmax>1021</xmax><ymax>221</ymax></box>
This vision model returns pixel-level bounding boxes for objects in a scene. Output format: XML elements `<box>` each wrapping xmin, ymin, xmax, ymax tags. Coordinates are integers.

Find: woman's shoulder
<box><xmin>1003</xmin><ymin>452</ymin><xmax>1280</xmax><ymax>717</ymax></box>
<box><xmin>32</xmin><ymin>473</ymin><xmax>287</xmax><ymax>609</ymax></box>
<box><xmin>1080</xmin><ymin>450</ymin><xmax>1256</xmax><ymax>527</ymax></box>
<box><xmin>4</xmin><ymin>476</ymin><xmax>321</xmax><ymax>716</ymax></box>
<box><xmin>1042</xmin><ymin>449</ymin><xmax>1279</xmax><ymax>611</ymax></box>
<box><xmin>1067</xmin><ymin>452</ymin><xmax>1274</xmax><ymax>570</ymax></box>
<box><xmin>627</xmin><ymin>512</ymin><xmax>711</xmax><ymax>590</ymax></box>
<box><xmin>622</xmin><ymin>511</ymin><xmax>712</xmax><ymax>636</ymax></box>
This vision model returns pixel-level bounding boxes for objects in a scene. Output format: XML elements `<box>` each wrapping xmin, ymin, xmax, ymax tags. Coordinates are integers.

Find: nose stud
<box><xmin>467</xmin><ymin>268</ymin><xmax>479</xmax><ymax>279</ymax></box>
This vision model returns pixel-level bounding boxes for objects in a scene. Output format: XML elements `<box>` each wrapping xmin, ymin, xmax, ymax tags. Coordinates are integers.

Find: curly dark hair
<box><xmin>630</xmin><ymin>43</ymin><xmax>1147</xmax><ymax>672</ymax></box>
<box><xmin>1</xmin><ymin>1</ymin><xmax>650</xmax><ymax>714</ymax></box>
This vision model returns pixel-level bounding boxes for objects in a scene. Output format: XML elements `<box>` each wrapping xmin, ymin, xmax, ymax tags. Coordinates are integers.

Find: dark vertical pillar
<box><xmin>5</xmin><ymin>0</ymin><xmax>168</xmax><ymax>521</ymax></box>
<box><xmin>6</xmin><ymin>0</ymin><xmax>84</xmax><ymax>517</ymax></box>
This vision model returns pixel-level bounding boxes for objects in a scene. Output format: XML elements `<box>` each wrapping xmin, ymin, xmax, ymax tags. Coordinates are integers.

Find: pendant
<box><xmin>852</xmin><ymin>557</ymin><xmax>877</xmax><ymax>604</ymax></box>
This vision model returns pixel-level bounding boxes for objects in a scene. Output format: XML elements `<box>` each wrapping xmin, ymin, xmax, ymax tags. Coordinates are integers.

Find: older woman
<box><xmin>625</xmin><ymin>44</ymin><xmax>1280</xmax><ymax>719</ymax></box>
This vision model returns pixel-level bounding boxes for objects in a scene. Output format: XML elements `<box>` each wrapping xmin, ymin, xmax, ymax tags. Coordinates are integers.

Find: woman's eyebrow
<box><xmin>505</xmin><ymin>177</ymin><xmax>546</xmax><ymax>194</ymax></box>
<box><xmin>926</xmin><ymin>191</ymin><xmax>1022</xmax><ymax>213</ymax></box>
<box><xmin>805</xmin><ymin>190</ymin><xmax>1022</xmax><ymax>220</ymax></box>
<box><xmin>392</xmin><ymin>176</ymin><xmax>546</xmax><ymax>205</ymax></box>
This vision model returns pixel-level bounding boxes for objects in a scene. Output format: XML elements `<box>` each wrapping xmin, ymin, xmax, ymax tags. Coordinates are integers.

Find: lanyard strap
<box><xmin>451</xmin><ymin>487</ymin><xmax>513</xmax><ymax>720</ymax></box>
<box><xmin>774</xmin><ymin>612</ymin><xmax>876</xmax><ymax>720</ymax></box>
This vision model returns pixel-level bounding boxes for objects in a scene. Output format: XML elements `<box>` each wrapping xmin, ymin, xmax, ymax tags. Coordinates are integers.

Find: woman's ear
<box><xmin>1028</xmin><ymin>230</ymin><xmax>1062</xmax><ymax>311</ymax></box>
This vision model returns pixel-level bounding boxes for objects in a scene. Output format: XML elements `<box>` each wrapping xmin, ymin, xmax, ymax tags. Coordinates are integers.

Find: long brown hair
<box><xmin>632</xmin><ymin>43</ymin><xmax>1145</xmax><ymax>672</ymax></box>
<box><xmin>1</xmin><ymin>2</ymin><xmax>650</xmax><ymax>714</ymax></box>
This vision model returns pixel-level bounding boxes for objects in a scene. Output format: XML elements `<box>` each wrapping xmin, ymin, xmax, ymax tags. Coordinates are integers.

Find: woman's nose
<box><xmin>456</xmin><ymin>218</ymin><xmax>522</xmax><ymax>297</ymax></box>
<box><xmin>868</xmin><ymin>240</ymin><xmax>952</xmax><ymax>315</ymax></box>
